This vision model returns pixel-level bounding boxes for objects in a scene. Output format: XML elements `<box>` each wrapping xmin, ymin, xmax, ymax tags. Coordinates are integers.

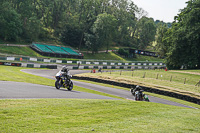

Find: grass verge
<box><xmin>0</xmin><ymin>99</ymin><xmax>200</xmax><ymax>133</ymax></box>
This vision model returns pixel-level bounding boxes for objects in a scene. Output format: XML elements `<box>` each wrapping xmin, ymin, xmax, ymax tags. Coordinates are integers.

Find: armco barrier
<box><xmin>70</xmin><ymin>65</ymin><xmax>165</xmax><ymax>70</ymax></box>
<box><xmin>0</xmin><ymin>56</ymin><xmax>166</xmax><ymax>67</ymax></box>
<box><xmin>1</xmin><ymin>56</ymin><xmax>167</xmax><ymax>70</ymax></box>
<box><xmin>72</xmin><ymin>76</ymin><xmax>200</xmax><ymax>105</ymax></box>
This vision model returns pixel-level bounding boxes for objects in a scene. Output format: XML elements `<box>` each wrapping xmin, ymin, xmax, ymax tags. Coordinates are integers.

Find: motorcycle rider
<box><xmin>133</xmin><ymin>85</ymin><xmax>144</xmax><ymax>101</ymax></box>
<box><xmin>58</xmin><ymin>66</ymin><xmax>70</xmax><ymax>84</ymax></box>
<box><xmin>131</xmin><ymin>85</ymin><xmax>143</xmax><ymax>95</ymax></box>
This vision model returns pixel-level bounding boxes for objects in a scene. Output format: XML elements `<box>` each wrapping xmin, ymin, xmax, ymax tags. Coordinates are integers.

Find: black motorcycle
<box><xmin>55</xmin><ymin>72</ymin><xmax>73</xmax><ymax>91</ymax></box>
<box><xmin>130</xmin><ymin>88</ymin><xmax>149</xmax><ymax>102</ymax></box>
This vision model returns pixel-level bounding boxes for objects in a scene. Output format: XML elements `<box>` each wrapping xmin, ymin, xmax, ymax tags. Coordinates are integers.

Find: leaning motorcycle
<box><xmin>130</xmin><ymin>88</ymin><xmax>149</xmax><ymax>102</ymax></box>
<box><xmin>55</xmin><ymin>71</ymin><xmax>73</xmax><ymax>91</ymax></box>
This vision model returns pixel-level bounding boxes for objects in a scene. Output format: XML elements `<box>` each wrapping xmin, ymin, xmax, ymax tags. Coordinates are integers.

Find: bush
<box><xmin>118</xmin><ymin>48</ymin><xmax>129</xmax><ymax>57</ymax></box>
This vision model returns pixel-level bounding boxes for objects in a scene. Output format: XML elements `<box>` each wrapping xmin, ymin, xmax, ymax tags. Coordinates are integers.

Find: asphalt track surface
<box><xmin>0</xmin><ymin>67</ymin><xmax>195</xmax><ymax>108</ymax></box>
<box><xmin>0</xmin><ymin>81</ymin><xmax>116</xmax><ymax>100</ymax></box>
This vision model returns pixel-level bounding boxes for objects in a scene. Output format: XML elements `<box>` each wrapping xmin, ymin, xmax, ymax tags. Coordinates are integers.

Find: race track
<box><xmin>20</xmin><ymin>69</ymin><xmax>195</xmax><ymax>108</ymax></box>
<box><xmin>0</xmin><ymin>67</ymin><xmax>195</xmax><ymax>108</ymax></box>
<box><xmin>0</xmin><ymin>81</ymin><xmax>117</xmax><ymax>100</ymax></box>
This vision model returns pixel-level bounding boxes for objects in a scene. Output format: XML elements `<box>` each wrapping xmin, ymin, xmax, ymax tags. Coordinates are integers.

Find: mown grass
<box><xmin>76</xmin><ymin>69</ymin><xmax>200</xmax><ymax>99</ymax></box>
<box><xmin>0</xmin><ymin>66</ymin><xmax>54</xmax><ymax>86</ymax></box>
<box><xmin>0</xmin><ymin>99</ymin><xmax>200</xmax><ymax>133</ymax></box>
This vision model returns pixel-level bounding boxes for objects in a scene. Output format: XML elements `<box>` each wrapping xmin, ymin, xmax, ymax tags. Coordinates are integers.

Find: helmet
<box><xmin>61</xmin><ymin>66</ymin><xmax>68</xmax><ymax>72</ymax></box>
<box><xmin>136</xmin><ymin>85</ymin><xmax>140</xmax><ymax>88</ymax></box>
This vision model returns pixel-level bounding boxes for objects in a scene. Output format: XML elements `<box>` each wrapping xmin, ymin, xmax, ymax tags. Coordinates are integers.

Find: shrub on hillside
<box><xmin>118</xmin><ymin>48</ymin><xmax>129</xmax><ymax>57</ymax></box>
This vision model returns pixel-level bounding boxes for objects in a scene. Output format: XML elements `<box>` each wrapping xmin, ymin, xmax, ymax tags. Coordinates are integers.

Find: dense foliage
<box><xmin>155</xmin><ymin>0</ymin><xmax>200</xmax><ymax>69</ymax></box>
<box><xmin>117</xmin><ymin>48</ymin><xmax>129</xmax><ymax>57</ymax></box>
<box><xmin>0</xmin><ymin>0</ymin><xmax>157</xmax><ymax>52</ymax></box>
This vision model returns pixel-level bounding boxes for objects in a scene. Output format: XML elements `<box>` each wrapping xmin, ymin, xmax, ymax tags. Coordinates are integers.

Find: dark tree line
<box><xmin>0</xmin><ymin>0</ymin><xmax>156</xmax><ymax>53</ymax></box>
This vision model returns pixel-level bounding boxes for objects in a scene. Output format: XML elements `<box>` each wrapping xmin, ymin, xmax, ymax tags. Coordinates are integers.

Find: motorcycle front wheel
<box><xmin>55</xmin><ymin>80</ymin><xmax>62</xmax><ymax>89</ymax></box>
<box><xmin>130</xmin><ymin>89</ymin><xmax>134</xmax><ymax>95</ymax></box>
<box><xmin>67</xmin><ymin>81</ymin><xmax>73</xmax><ymax>91</ymax></box>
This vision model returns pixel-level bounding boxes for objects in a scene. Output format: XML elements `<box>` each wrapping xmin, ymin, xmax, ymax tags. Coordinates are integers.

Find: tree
<box><xmin>0</xmin><ymin>0</ymin><xmax>158</xmax><ymax>51</ymax></box>
<box><xmin>22</xmin><ymin>16</ymin><xmax>41</xmax><ymax>42</ymax></box>
<box><xmin>164</xmin><ymin>0</ymin><xmax>200</xmax><ymax>69</ymax></box>
<box><xmin>0</xmin><ymin>2</ymin><xmax>22</xmax><ymax>41</ymax></box>
<box><xmin>135</xmin><ymin>17</ymin><xmax>156</xmax><ymax>50</ymax></box>
<box><xmin>111</xmin><ymin>0</ymin><xmax>133</xmax><ymax>46</ymax></box>
<box><xmin>60</xmin><ymin>24</ymin><xmax>82</xmax><ymax>48</ymax></box>
<box><xmin>85</xmin><ymin>13</ymin><xmax>117</xmax><ymax>53</ymax></box>
<box><xmin>155</xmin><ymin>23</ymin><xmax>168</xmax><ymax>57</ymax></box>
<box><xmin>84</xmin><ymin>32</ymin><xmax>99</xmax><ymax>54</ymax></box>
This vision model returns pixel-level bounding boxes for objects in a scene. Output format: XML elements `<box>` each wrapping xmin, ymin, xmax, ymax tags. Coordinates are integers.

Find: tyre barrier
<box><xmin>22</xmin><ymin>64</ymin><xmax>57</xmax><ymax>69</ymax></box>
<box><xmin>72</xmin><ymin>76</ymin><xmax>200</xmax><ymax>105</ymax></box>
<box><xmin>0</xmin><ymin>62</ymin><xmax>21</xmax><ymax>67</ymax></box>
<box><xmin>41</xmin><ymin>65</ymin><xmax>57</xmax><ymax>69</ymax></box>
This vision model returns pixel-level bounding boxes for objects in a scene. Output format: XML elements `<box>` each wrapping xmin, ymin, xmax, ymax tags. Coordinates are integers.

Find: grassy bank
<box><xmin>0</xmin><ymin>99</ymin><xmax>200</xmax><ymax>133</ymax></box>
<box><xmin>83</xmin><ymin>52</ymin><xmax>125</xmax><ymax>61</ymax></box>
<box><xmin>0</xmin><ymin>45</ymin><xmax>42</xmax><ymax>57</ymax></box>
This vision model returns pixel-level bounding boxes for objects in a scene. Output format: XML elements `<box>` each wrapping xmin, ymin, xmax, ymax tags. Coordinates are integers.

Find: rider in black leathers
<box><xmin>60</xmin><ymin>66</ymin><xmax>70</xmax><ymax>84</ymax></box>
<box><xmin>131</xmin><ymin>85</ymin><xmax>143</xmax><ymax>95</ymax></box>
